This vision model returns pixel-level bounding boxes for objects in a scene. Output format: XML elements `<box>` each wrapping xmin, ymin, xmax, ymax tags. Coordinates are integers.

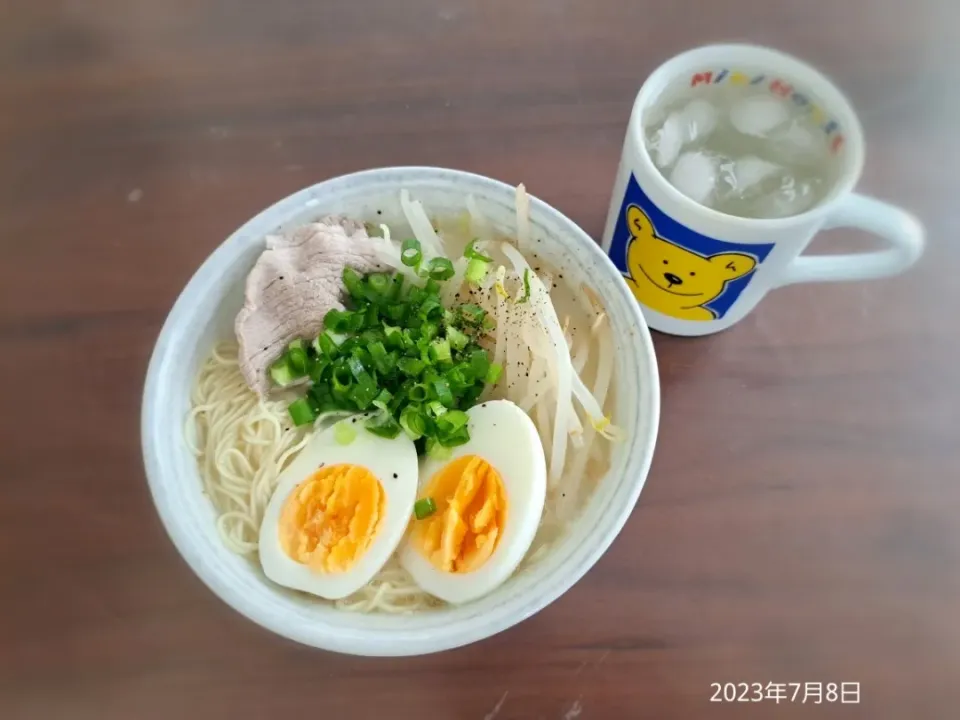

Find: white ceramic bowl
<box><xmin>142</xmin><ymin>167</ymin><xmax>660</xmax><ymax>656</ymax></box>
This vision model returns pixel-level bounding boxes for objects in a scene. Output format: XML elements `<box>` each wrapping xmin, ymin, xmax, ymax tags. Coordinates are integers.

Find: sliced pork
<box><xmin>235</xmin><ymin>216</ymin><xmax>385</xmax><ymax>396</ymax></box>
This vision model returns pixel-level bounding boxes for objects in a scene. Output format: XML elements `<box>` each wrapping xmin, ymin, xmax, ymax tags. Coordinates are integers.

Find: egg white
<box><xmin>398</xmin><ymin>400</ymin><xmax>547</xmax><ymax>604</ymax></box>
<box><xmin>258</xmin><ymin>416</ymin><xmax>419</xmax><ymax>600</ymax></box>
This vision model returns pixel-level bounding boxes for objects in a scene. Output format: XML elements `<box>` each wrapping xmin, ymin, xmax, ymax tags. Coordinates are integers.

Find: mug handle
<box><xmin>777</xmin><ymin>194</ymin><xmax>924</xmax><ymax>286</ymax></box>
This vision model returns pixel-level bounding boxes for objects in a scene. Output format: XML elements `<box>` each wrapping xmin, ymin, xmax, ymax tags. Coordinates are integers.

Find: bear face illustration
<box><xmin>624</xmin><ymin>205</ymin><xmax>757</xmax><ymax>321</ymax></box>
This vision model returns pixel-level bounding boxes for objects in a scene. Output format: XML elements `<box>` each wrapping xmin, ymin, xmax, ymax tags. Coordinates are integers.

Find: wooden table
<box><xmin>2</xmin><ymin>2</ymin><xmax>957</xmax><ymax>718</ymax></box>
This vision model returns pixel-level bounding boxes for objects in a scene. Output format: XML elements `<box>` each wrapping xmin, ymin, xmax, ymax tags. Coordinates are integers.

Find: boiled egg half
<box><xmin>259</xmin><ymin>417</ymin><xmax>418</xmax><ymax>600</ymax></box>
<box><xmin>399</xmin><ymin>400</ymin><xmax>547</xmax><ymax>603</ymax></box>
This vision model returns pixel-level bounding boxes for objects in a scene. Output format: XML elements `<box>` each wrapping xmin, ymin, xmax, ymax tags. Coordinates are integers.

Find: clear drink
<box><xmin>643</xmin><ymin>79</ymin><xmax>843</xmax><ymax>219</ymax></box>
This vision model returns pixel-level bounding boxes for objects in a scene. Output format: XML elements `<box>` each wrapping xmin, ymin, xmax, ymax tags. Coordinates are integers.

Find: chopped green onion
<box><xmin>324</xmin><ymin>309</ymin><xmax>354</xmax><ymax>333</ymax></box>
<box><xmin>425</xmin><ymin>400</ymin><xmax>447</xmax><ymax>419</ymax></box>
<box><xmin>363</xmin><ymin>303</ymin><xmax>379</xmax><ymax>328</ymax></box>
<box><xmin>399</xmin><ymin>404</ymin><xmax>427</xmax><ymax>440</ymax></box>
<box><xmin>331</xmin><ymin>363</ymin><xmax>354</xmax><ymax>398</ymax></box>
<box><xmin>317</xmin><ymin>331</ymin><xmax>340</xmax><ymax>358</ymax></box>
<box><xmin>464</xmin><ymin>238</ymin><xmax>492</xmax><ymax>262</ymax></box>
<box><xmin>426</xmin><ymin>257</ymin><xmax>455</xmax><ymax>281</ymax></box>
<box><xmin>287</xmin><ymin>347</ymin><xmax>308</xmax><ymax>375</ymax></box>
<box><xmin>270</xmin><ymin>356</ymin><xmax>295</xmax><ymax>386</ymax></box>
<box><xmin>468</xmin><ymin>348</ymin><xmax>490</xmax><ymax>379</ymax></box>
<box><xmin>460</xmin><ymin>382</ymin><xmax>485</xmax><ymax>406</ymax></box>
<box><xmin>458</xmin><ymin>304</ymin><xmax>486</xmax><ymax>326</ymax></box>
<box><xmin>413</xmin><ymin>497</ymin><xmax>437</xmax><ymax>520</ymax></box>
<box><xmin>349</xmin><ymin>345</ymin><xmax>373</xmax><ymax>369</ymax></box>
<box><xmin>367</xmin><ymin>340</ymin><xmax>392</xmax><ymax>374</ymax></box>
<box><xmin>350</xmin><ymin>368</ymin><xmax>379</xmax><ymax>408</ymax></box>
<box><xmin>334</xmin><ymin>420</ymin><xmax>357</xmax><ymax>445</ymax></box>
<box><xmin>343</xmin><ymin>267</ymin><xmax>366</xmax><ymax>300</ymax></box>
<box><xmin>287</xmin><ymin>397</ymin><xmax>317</xmax><ymax>426</ymax></box>
<box><xmin>390</xmin><ymin>273</ymin><xmax>405</xmax><ymax>300</ymax></box>
<box><xmin>367</xmin><ymin>272</ymin><xmax>391</xmax><ymax>298</ymax></box>
<box><xmin>365</xmin><ymin>413</ymin><xmax>401</xmax><ymax>438</ymax></box>
<box><xmin>346</xmin><ymin>355</ymin><xmax>369</xmax><ymax>381</ymax></box>
<box><xmin>398</xmin><ymin>357</ymin><xmax>426</xmax><ymax>377</ymax></box>
<box><xmin>406</xmin><ymin>285</ymin><xmax>424</xmax><ymax>304</ymax></box>
<box><xmin>383</xmin><ymin>322</ymin><xmax>403</xmax><ymax>348</ymax></box>
<box><xmin>426</xmin><ymin>437</ymin><xmax>452</xmax><ymax>460</ymax></box>
<box><xmin>419</xmin><ymin>321</ymin><xmax>439</xmax><ymax>342</ymax></box>
<box><xmin>518</xmin><ymin>268</ymin><xmax>532</xmax><ymax>303</ymax></box>
<box><xmin>445</xmin><ymin>365</ymin><xmax>470</xmax><ymax>391</ymax></box>
<box><xmin>446</xmin><ymin>326</ymin><xmax>470</xmax><ymax>351</ymax></box>
<box><xmin>436</xmin><ymin>409</ymin><xmax>469</xmax><ymax>436</ymax></box>
<box><xmin>280</xmin><ymin>268</ymin><xmax>500</xmax><ymax>452</ymax></box>
<box><xmin>432</xmin><ymin>379</ymin><xmax>454</xmax><ymax>407</ymax></box>
<box><xmin>309</xmin><ymin>356</ymin><xmax>330</xmax><ymax>382</ymax></box>
<box><xmin>485</xmin><ymin>362</ymin><xmax>503</xmax><ymax>385</ymax></box>
<box><xmin>438</xmin><ymin>425</ymin><xmax>471</xmax><ymax>447</ymax></box>
<box><xmin>429</xmin><ymin>338</ymin><xmax>451</xmax><ymax>363</ymax></box>
<box><xmin>372</xmin><ymin>388</ymin><xmax>393</xmax><ymax>412</ymax></box>
<box><xmin>465</xmin><ymin>257</ymin><xmax>489</xmax><ymax>285</ymax></box>
<box><xmin>384</xmin><ymin>302</ymin><xmax>406</xmax><ymax>323</ymax></box>
<box><xmin>418</xmin><ymin>296</ymin><xmax>443</xmax><ymax>320</ymax></box>
<box><xmin>401</xmin><ymin>238</ymin><xmax>422</xmax><ymax>268</ymax></box>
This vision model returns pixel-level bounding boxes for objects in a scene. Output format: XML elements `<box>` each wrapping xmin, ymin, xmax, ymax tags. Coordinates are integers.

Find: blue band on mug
<box><xmin>609</xmin><ymin>174</ymin><xmax>776</xmax><ymax>321</ymax></box>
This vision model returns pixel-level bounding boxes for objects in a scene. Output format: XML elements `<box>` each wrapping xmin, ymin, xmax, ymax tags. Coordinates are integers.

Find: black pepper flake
<box><xmin>377</xmin><ymin>209</ymin><xmax>382</xmax><ymax>215</ymax></box>
<box><xmin>351</xmin><ymin>418</ymin><xmax>358</xmax><ymax>424</ymax></box>
<box><xmin>319</xmin><ymin>463</ymin><xmax>325</xmax><ymax>468</ymax></box>
<box><xmin>279</xmin><ymin>275</ymin><xmax>284</xmax><ymax>280</ymax></box>
<box><xmin>263</xmin><ymin>346</ymin><xmax>269</xmax><ymax>351</ymax></box>
<box><xmin>392</xmin><ymin>473</ymin><xmax>398</xmax><ymax>479</ymax></box>
<box><xmin>562</xmin><ymin>492</ymin><xmax>566</xmax><ymax>497</ymax></box>
<box><xmin>558</xmin><ymin>274</ymin><xmax>563</xmax><ymax>279</ymax></box>
<box><xmin>537</xmin><ymin>238</ymin><xmax>542</xmax><ymax>243</ymax></box>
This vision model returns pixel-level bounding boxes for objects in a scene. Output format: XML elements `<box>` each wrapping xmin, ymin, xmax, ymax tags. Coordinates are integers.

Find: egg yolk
<box><xmin>412</xmin><ymin>455</ymin><xmax>507</xmax><ymax>573</ymax></box>
<box><xmin>278</xmin><ymin>464</ymin><xmax>384</xmax><ymax>573</ymax></box>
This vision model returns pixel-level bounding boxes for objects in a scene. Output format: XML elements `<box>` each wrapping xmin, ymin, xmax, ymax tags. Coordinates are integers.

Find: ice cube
<box><xmin>730</xmin><ymin>94</ymin><xmax>791</xmax><ymax>137</ymax></box>
<box><xmin>768</xmin><ymin>119</ymin><xmax>823</xmax><ymax>165</ymax></box>
<box><xmin>650</xmin><ymin>112</ymin><xmax>684</xmax><ymax>168</ymax></box>
<box><xmin>753</xmin><ymin>175</ymin><xmax>817</xmax><ymax>218</ymax></box>
<box><xmin>718</xmin><ymin>159</ymin><xmax>737</xmax><ymax>194</ymax></box>
<box><xmin>732</xmin><ymin>155</ymin><xmax>781</xmax><ymax>195</ymax></box>
<box><xmin>680</xmin><ymin>99</ymin><xmax>719</xmax><ymax>144</ymax></box>
<box><xmin>716</xmin><ymin>156</ymin><xmax>779</xmax><ymax>196</ymax></box>
<box><xmin>669</xmin><ymin>151</ymin><xmax>718</xmax><ymax>206</ymax></box>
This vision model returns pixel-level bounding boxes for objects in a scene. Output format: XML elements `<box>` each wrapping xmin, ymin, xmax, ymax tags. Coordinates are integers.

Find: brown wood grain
<box><xmin>2</xmin><ymin>1</ymin><xmax>959</xmax><ymax>718</ymax></box>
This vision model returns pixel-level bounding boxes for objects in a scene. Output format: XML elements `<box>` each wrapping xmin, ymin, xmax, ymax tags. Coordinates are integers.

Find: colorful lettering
<box><xmin>691</xmin><ymin>71</ymin><xmax>713</xmax><ymax>87</ymax></box>
<box><xmin>769</xmin><ymin>78</ymin><xmax>793</xmax><ymax>97</ymax></box>
<box><xmin>681</xmin><ymin>68</ymin><xmax>841</xmax><ymax>143</ymax></box>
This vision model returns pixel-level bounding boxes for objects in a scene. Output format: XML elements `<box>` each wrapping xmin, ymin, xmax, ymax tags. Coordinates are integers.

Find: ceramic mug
<box><xmin>601</xmin><ymin>44</ymin><xmax>925</xmax><ymax>336</ymax></box>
